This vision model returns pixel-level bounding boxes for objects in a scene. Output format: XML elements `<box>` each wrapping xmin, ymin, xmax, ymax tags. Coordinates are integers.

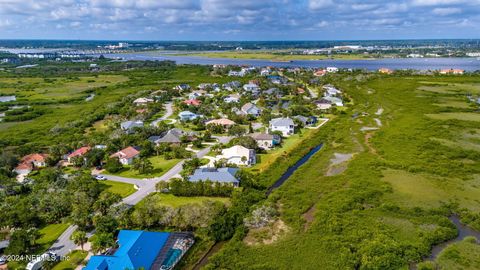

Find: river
<box><xmin>103</xmin><ymin>52</ymin><xmax>480</xmax><ymax>71</ymax></box>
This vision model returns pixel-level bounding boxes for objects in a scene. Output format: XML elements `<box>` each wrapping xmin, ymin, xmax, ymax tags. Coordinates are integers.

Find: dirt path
<box><xmin>326</xmin><ymin>153</ymin><xmax>354</xmax><ymax>176</ymax></box>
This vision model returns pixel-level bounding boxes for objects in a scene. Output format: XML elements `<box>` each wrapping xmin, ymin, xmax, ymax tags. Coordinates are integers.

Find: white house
<box><xmin>179</xmin><ymin>111</ymin><xmax>200</xmax><ymax>121</ymax></box>
<box><xmin>224</xmin><ymin>94</ymin><xmax>241</xmax><ymax>103</ymax></box>
<box><xmin>218</xmin><ymin>145</ymin><xmax>256</xmax><ymax>166</ymax></box>
<box><xmin>324</xmin><ymin>96</ymin><xmax>344</xmax><ymax>106</ymax></box>
<box><xmin>243</xmin><ymin>83</ymin><xmax>260</xmax><ymax>92</ymax></box>
<box><xmin>326</xmin><ymin>67</ymin><xmax>339</xmax><ymax>73</ymax></box>
<box><xmin>133</xmin><ymin>98</ymin><xmax>154</xmax><ymax>106</ymax></box>
<box><xmin>269</xmin><ymin>117</ymin><xmax>295</xmax><ymax>137</ymax></box>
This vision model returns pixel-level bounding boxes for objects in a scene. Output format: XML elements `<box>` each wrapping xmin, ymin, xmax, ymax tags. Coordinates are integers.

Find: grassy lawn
<box><xmin>52</xmin><ymin>250</ymin><xmax>88</xmax><ymax>270</ymax></box>
<box><xmin>248</xmin><ymin>129</ymin><xmax>316</xmax><ymax>173</ymax></box>
<box><xmin>426</xmin><ymin>112</ymin><xmax>480</xmax><ymax>122</ymax></box>
<box><xmin>137</xmin><ymin>193</ymin><xmax>230</xmax><ymax>208</ymax></box>
<box><xmin>111</xmin><ymin>156</ymin><xmax>181</xmax><ymax>179</ymax></box>
<box><xmin>99</xmin><ymin>180</ymin><xmax>136</xmax><ymax>198</ymax></box>
<box><xmin>207</xmin><ymin>75</ymin><xmax>480</xmax><ymax>269</ymax></box>
<box><xmin>37</xmin><ymin>223</ymin><xmax>70</xmax><ymax>252</ymax></box>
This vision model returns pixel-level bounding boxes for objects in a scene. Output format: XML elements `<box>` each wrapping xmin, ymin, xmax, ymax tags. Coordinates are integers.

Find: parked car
<box><xmin>0</xmin><ymin>256</ymin><xmax>7</xmax><ymax>265</ymax></box>
<box><xmin>95</xmin><ymin>175</ymin><xmax>107</xmax><ymax>181</ymax></box>
<box><xmin>26</xmin><ymin>252</ymin><xmax>58</xmax><ymax>270</ymax></box>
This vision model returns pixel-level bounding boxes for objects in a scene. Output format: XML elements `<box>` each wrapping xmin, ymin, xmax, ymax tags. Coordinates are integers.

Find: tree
<box><xmin>70</xmin><ymin>155</ymin><xmax>85</xmax><ymax>167</ymax></box>
<box><xmin>93</xmin><ymin>215</ymin><xmax>118</xmax><ymax>235</ymax></box>
<box><xmin>133</xmin><ymin>158</ymin><xmax>154</xmax><ymax>174</ymax></box>
<box><xmin>105</xmin><ymin>158</ymin><xmax>123</xmax><ymax>173</ymax></box>
<box><xmin>228</xmin><ymin>125</ymin><xmax>246</xmax><ymax>137</ymax></box>
<box><xmin>94</xmin><ymin>192</ymin><xmax>122</xmax><ymax>215</ymax></box>
<box><xmin>91</xmin><ymin>233</ymin><xmax>116</xmax><ymax>254</ymax></box>
<box><xmin>71</xmin><ymin>230</ymin><xmax>88</xmax><ymax>251</ymax></box>
<box><xmin>5</xmin><ymin>228</ymin><xmax>39</xmax><ymax>255</ymax></box>
<box><xmin>229</xmin><ymin>136</ymin><xmax>258</xmax><ymax>150</ymax></box>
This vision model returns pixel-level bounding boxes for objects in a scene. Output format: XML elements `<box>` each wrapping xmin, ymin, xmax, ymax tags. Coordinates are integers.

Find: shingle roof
<box><xmin>189</xmin><ymin>167</ymin><xmax>240</xmax><ymax>184</ymax></box>
<box><xmin>68</xmin><ymin>146</ymin><xmax>91</xmax><ymax>158</ymax></box>
<box><xmin>110</xmin><ymin>146</ymin><xmax>140</xmax><ymax>160</ymax></box>
<box><xmin>250</xmin><ymin>133</ymin><xmax>274</xmax><ymax>140</ymax></box>
<box><xmin>270</xmin><ymin>117</ymin><xmax>294</xmax><ymax>127</ymax></box>
<box><xmin>206</xmin><ymin>118</ymin><xmax>235</xmax><ymax>126</ymax></box>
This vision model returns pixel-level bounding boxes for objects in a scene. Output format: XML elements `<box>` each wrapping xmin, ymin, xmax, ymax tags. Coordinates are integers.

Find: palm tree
<box><xmin>71</xmin><ymin>230</ymin><xmax>88</xmax><ymax>251</ymax></box>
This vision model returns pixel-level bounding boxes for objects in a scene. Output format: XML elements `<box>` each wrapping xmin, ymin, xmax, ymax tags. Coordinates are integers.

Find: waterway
<box><xmin>0</xmin><ymin>96</ymin><xmax>16</xmax><ymax>103</ymax></box>
<box><xmin>103</xmin><ymin>52</ymin><xmax>480</xmax><ymax>71</ymax></box>
<box><xmin>266</xmin><ymin>144</ymin><xmax>323</xmax><ymax>195</ymax></box>
<box><xmin>428</xmin><ymin>215</ymin><xmax>480</xmax><ymax>260</ymax></box>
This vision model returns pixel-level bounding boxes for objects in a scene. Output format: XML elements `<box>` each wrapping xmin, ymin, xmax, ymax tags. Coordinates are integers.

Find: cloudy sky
<box><xmin>0</xmin><ymin>0</ymin><xmax>479</xmax><ymax>40</ymax></box>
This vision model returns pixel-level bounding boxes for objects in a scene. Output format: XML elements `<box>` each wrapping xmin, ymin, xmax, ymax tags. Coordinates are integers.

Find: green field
<box><xmin>137</xmin><ymin>193</ymin><xmax>230</xmax><ymax>208</ymax></box>
<box><xmin>100</xmin><ymin>180</ymin><xmax>136</xmax><ymax>198</ymax></box>
<box><xmin>36</xmin><ymin>223</ymin><xmax>70</xmax><ymax>251</ymax></box>
<box><xmin>110</xmin><ymin>156</ymin><xmax>181</xmax><ymax>179</ymax></box>
<box><xmin>433</xmin><ymin>237</ymin><xmax>480</xmax><ymax>270</ymax></box>
<box><xmin>206</xmin><ymin>75</ymin><xmax>480</xmax><ymax>269</ymax></box>
<box><xmin>52</xmin><ymin>250</ymin><xmax>88</xmax><ymax>270</ymax></box>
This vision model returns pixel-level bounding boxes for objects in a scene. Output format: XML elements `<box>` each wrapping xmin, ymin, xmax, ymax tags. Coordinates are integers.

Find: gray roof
<box><xmin>250</xmin><ymin>133</ymin><xmax>274</xmax><ymax>140</ymax></box>
<box><xmin>121</xmin><ymin>120</ymin><xmax>143</xmax><ymax>130</ymax></box>
<box><xmin>189</xmin><ymin>167</ymin><xmax>240</xmax><ymax>184</ymax></box>
<box><xmin>148</xmin><ymin>129</ymin><xmax>184</xmax><ymax>144</ymax></box>
<box><xmin>270</xmin><ymin>117</ymin><xmax>294</xmax><ymax>127</ymax></box>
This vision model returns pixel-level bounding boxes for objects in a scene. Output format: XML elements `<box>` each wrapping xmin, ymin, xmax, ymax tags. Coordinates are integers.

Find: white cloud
<box><xmin>432</xmin><ymin>7</ymin><xmax>462</xmax><ymax>15</ymax></box>
<box><xmin>309</xmin><ymin>0</ymin><xmax>333</xmax><ymax>10</ymax></box>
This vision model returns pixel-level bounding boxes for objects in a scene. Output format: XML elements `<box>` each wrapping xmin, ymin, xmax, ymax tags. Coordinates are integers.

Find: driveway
<box><xmin>150</xmin><ymin>102</ymin><xmax>173</xmax><ymax>127</ymax></box>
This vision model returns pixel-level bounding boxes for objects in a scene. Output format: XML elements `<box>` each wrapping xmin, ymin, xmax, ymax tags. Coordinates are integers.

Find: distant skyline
<box><xmin>0</xmin><ymin>0</ymin><xmax>479</xmax><ymax>41</ymax></box>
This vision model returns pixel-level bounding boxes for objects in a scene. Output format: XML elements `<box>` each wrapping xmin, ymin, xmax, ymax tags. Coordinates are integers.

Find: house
<box><xmin>197</xmin><ymin>83</ymin><xmax>212</xmax><ymax>90</ymax></box>
<box><xmin>14</xmin><ymin>153</ymin><xmax>49</xmax><ymax>175</ymax></box>
<box><xmin>189</xmin><ymin>167</ymin><xmax>240</xmax><ymax>187</ymax></box>
<box><xmin>133</xmin><ymin>97</ymin><xmax>154</xmax><ymax>106</ymax></box>
<box><xmin>314</xmin><ymin>69</ymin><xmax>327</xmax><ymax>77</ymax></box>
<box><xmin>378</xmin><ymin>68</ymin><xmax>393</xmax><ymax>74</ymax></box>
<box><xmin>206</xmin><ymin>118</ymin><xmax>236</xmax><ymax>127</ymax></box>
<box><xmin>269</xmin><ymin>118</ymin><xmax>295</xmax><ymax>137</ymax></box>
<box><xmin>218</xmin><ymin>145</ymin><xmax>256</xmax><ymax>166</ymax></box>
<box><xmin>267</xmin><ymin>75</ymin><xmax>287</xmax><ymax>85</ymax></box>
<box><xmin>249</xmin><ymin>133</ymin><xmax>281</xmax><ymax>150</ymax></box>
<box><xmin>183</xmin><ymin>99</ymin><xmax>202</xmax><ymax>106</ymax></box>
<box><xmin>148</xmin><ymin>129</ymin><xmax>186</xmax><ymax>145</ymax></box>
<box><xmin>264</xmin><ymin>88</ymin><xmax>283</xmax><ymax>98</ymax></box>
<box><xmin>222</xmin><ymin>81</ymin><xmax>241</xmax><ymax>90</ymax></box>
<box><xmin>179</xmin><ymin>111</ymin><xmax>200</xmax><ymax>121</ymax></box>
<box><xmin>228</xmin><ymin>70</ymin><xmax>246</xmax><ymax>77</ymax></box>
<box><xmin>314</xmin><ymin>99</ymin><xmax>332</xmax><ymax>110</ymax></box>
<box><xmin>188</xmin><ymin>90</ymin><xmax>207</xmax><ymax>100</ymax></box>
<box><xmin>175</xmin><ymin>84</ymin><xmax>191</xmax><ymax>91</ymax></box>
<box><xmin>241</xmin><ymin>103</ymin><xmax>262</xmax><ymax>117</ymax></box>
<box><xmin>243</xmin><ymin>83</ymin><xmax>260</xmax><ymax>93</ymax></box>
<box><xmin>67</xmin><ymin>146</ymin><xmax>91</xmax><ymax>163</ymax></box>
<box><xmin>294</xmin><ymin>115</ymin><xmax>318</xmax><ymax>126</ymax></box>
<box><xmin>83</xmin><ymin>230</ymin><xmax>194</xmax><ymax>270</ymax></box>
<box><xmin>224</xmin><ymin>94</ymin><xmax>241</xmax><ymax>103</ymax></box>
<box><xmin>120</xmin><ymin>120</ymin><xmax>144</xmax><ymax>134</ymax></box>
<box><xmin>324</xmin><ymin>85</ymin><xmax>342</xmax><ymax>96</ymax></box>
<box><xmin>439</xmin><ymin>69</ymin><xmax>464</xmax><ymax>75</ymax></box>
<box><xmin>110</xmin><ymin>146</ymin><xmax>140</xmax><ymax>165</ymax></box>
<box><xmin>324</xmin><ymin>96</ymin><xmax>344</xmax><ymax>106</ymax></box>
<box><xmin>326</xmin><ymin>67</ymin><xmax>339</xmax><ymax>73</ymax></box>
<box><xmin>260</xmin><ymin>68</ymin><xmax>270</xmax><ymax>76</ymax></box>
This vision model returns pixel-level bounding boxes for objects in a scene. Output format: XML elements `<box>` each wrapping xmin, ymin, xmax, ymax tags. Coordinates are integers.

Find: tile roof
<box><xmin>110</xmin><ymin>146</ymin><xmax>140</xmax><ymax>160</ymax></box>
<box><xmin>68</xmin><ymin>146</ymin><xmax>91</xmax><ymax>158</ymax></box>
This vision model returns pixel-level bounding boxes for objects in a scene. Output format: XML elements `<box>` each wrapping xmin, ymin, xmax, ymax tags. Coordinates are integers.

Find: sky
<box><xmin>0</xmin><ymin>0</ymin><xmax>479</xmax><ymax>40</ymax></box>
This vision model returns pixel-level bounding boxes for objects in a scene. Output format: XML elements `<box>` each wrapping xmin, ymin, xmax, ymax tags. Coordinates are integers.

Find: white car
<box><xmin>0</xmin><ymin>256</ymin><xmax>6</xmax><ymax>265</ymax></box>
<box><xmin>95</xmin><ymin>175</ymin><xmax>107</xmax><ymax>181</ymax></box>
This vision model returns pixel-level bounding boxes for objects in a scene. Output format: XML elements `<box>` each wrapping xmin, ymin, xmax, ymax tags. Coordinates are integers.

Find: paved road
<box><xmin>0</xmin><ymin>240</ymin><xmax>9</xmax><ymax>249</ymax></box>
<box><xmin>49</xmin><ymin>225</ymin><xmax>79</xmax><ymax>257</ymax></box>
<box><xmin>151</xmin><ymin>102</ymin><xmax>173</xmax><ymax>127</ymax></box>
<box><xmin>47</xmin><ymin>147</ymin><xmax>213</xmax><ymax>257</ymax></box>
<box><xmin>97</xmin><ymin>174</ymin><xmax>146</xmax><ymax>187</ymax></box>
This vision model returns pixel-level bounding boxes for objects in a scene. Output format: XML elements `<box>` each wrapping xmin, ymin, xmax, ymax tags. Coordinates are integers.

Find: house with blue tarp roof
<box><xmin>83</xmin><ymin>230</ymin><xmax>170</xmax><ymax>270</ymax></box>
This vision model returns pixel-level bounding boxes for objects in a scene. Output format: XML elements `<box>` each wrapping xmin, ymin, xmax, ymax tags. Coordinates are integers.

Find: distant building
<box><xmin>183</xmin><ymin>99</ymin><xmax>202</xmax><ymax>106</ymax></box>
<box><xmin>241</xmin><ymin>103</ymin><xmax>262</xmax><ymax>117</ymax></box>
<box><xmin>67</xmin><ymin>146</ymin><xmax>91</xmax><ymax>163</ymax></box>
<box><xmin>206</xmin><ymin>118</ymin><xmax>236</xmax><ymax>127</ymax></box>
<box><xmin>269</xmin><ymin>118</ymin><xmax>295</xmax><ymax>137</ymax></box>
<box><xmin>174</xmin><ymin>84</ymin><xmax>191</xmax><ymax>91</ymax></box>
<box><xmin>314</xmin><ymin>99</ymin><xmax>332</xmax><ymax>110</ymax></box>
<box><xmin>120</xmin><ymin>120</ymin><xmax>144</xmax><ymax>134</ymax></box>
<box><xmin>378</xmin><ymin>68</ymin><xmax>393</xmax><ymax>74</ymax></box>
<box><xmin>243</xmin><ymin>83</ymin><xmax>260</xmax><ymax>93</ymax></box>
<box><xmin>110</xmin><ymin>146</ymin><xmax>140</xmax><ymax>165</ymax></box>
<box><xmin>148</xmin><ymin>129</ymin><xmax>189</xmax><ymax>145</ymax></box>
<box><xmin>189</xmin><ymin>167</ymin><xmax>240</xmax><ymax>187</ymax></box>
<box><xmin>83</xmin><ymin>230</ymin><xmax>194</xmax><ymax>270</ymax></box>
<box><xmin>249</xmin><ymin>133</ymin><xmax>281</xmax><ymax>150</ymax></box>
<box><xmin>218</xmin><ymin>145</ymin><xmax>256</xmax><ymax>166</ymax></box>
<box><xmin>133</xmin><ymin>97</ymin><xmax>154</xmax><ymax>106</ymax></box>
<box><xmin>439</xmin><ymin>69</ymin><xmax>464</xmax><ymax>75</ymax></box>
<box><xmin>326</xmin><ymin>67</ymin><xmax>339</xmax><ymax>73</ymax></box>
<box><xmin>178</xmin><ymin>111</ymin><xmax>200</xmax><ymax>121</ymax></box>
<box><xmin>224</xmin><ymin>94</ymin><xmax>241</xmax><ymax>103</ymax></box>
<box><xmin>14</xmin><ymin>153</ymin><xmax>49</xmax><ymax>175</ymax></box>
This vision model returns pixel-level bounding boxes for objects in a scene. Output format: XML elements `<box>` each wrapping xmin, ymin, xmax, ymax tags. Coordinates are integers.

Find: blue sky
<box><xmin>0</xmin><ymin>0</ymin><xmax>479</xmax><ymax>40</ymax></box>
